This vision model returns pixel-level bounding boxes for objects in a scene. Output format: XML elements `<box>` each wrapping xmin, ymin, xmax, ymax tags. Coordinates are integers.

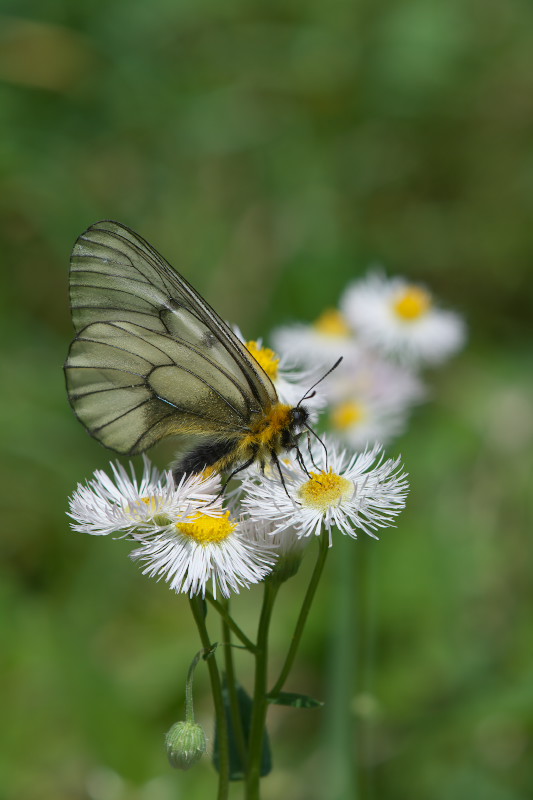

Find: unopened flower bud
<box><xmin>165</xmin><ymin>720</ymin><xmax>207</xmax><ymax>770</ymax></box>
<box><xmin>267</xmin><ymin>551</ymin><xmax>303</xmax><ymax>585</ymax></box>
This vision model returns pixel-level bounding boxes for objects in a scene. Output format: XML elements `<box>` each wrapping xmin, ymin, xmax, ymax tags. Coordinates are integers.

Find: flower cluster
<box><xmin>68</xmin><ymin>438</ymin><xmax>408</xmax><ymax>598</ymax></box>
<box><xmin>67</xmin><ymin>267</ymin><xmax>464</xmax><ymax>600</ymax></box>
<box><xmin>272</xmin><ymin>269</ymin><xmax>466</xmax><ymax>448</ymax></box>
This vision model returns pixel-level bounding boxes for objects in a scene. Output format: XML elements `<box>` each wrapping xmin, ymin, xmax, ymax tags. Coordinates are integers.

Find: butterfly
<box><xmin>64</xmin><ymin>220</ymin><xmax>314</xmax><ymax>483</ymax></box>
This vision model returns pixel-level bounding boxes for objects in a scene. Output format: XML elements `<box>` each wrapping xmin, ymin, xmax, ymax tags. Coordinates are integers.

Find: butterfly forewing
<box><xmin>65</xmin><ymin>221</ymin><xmax>278</xmax><ymax>455</ymax></box>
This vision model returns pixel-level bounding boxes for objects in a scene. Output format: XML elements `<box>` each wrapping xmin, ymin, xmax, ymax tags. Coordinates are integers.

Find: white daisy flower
<box><xmin>68</xmin><ymin>455</ymin><xmax>222</xmax><ymax>537</ymax></box>
<box><xmin>241</xmin><ymin>438</ymin><xmax>408</xmax><ymax>542</ymax></box>
<box><xmin>68</xmin><ymin>457</ymin><xmax>274</xmax><ymax>598</ymax></box>
<box><xmin>270</xmin><ymin>308</ymin><xmax>359</xmax><ymax>370</ymax></box>
<box><xmin>326</xmin><ymin>352</ymin><xmax>426</xmax><ymax>447</ymax></box>
<box><xmin>340</xmin><ymin>272</ymin><xmax>466</xmax><ymax>366</ymax></box>
<box><xmin>129</xmin><ymin>509</ymin><xmax>275</xmax><ymax>598</ymax></box>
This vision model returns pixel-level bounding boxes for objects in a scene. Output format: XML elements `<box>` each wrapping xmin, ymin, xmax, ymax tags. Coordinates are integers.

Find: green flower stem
<box><xmin>189</xmin><ymin>597</ymin><xmax>229</xmax><ymax>800</ymax></box>
<box><xmin>245</xmin><ymin>581</ymin><xmax>279</xmax><ymax>800</ymax></box>
<box><xmin>221</xmin><ymin>599</ymin><xmax>247</xmax><ymax>767</ymax></box>
<box><xmin>268</xmin><ymin>529</ymin><xmax>330</xmax><ymax>698</ymax></box>
<box><xmin>322</xmin><ymin>535</ymin><xmax>358</xmax><ymax>800</ymax></box>
<box><xmin>359</xmin><ymin>543</ymin><xmax>377</xmax><ymax>800</ymax></box>
<box><xmin>206</xmin><ymin>591</ymin><xmax>256</xmax><ymax>652</ymax></box>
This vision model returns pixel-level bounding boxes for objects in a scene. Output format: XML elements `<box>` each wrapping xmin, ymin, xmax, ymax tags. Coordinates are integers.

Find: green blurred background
<box><xmin>1</xmin><ymin>1</ymin><xmax>532</xmax><ymax>798</ymax></box>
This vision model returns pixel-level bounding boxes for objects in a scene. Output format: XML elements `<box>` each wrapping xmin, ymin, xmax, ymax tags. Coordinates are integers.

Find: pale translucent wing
<box><xmin>66</xmin><ymin>320</ymin><xmax>253</xmax><ymax>454</ymax></box>
<box><xmin>65</xmin><ymin>220</ymin><xmax>278</xmax><ymax>454</ymax></box>
<box><xmin>69</xmin><ymin>220</ymin><xmax>276</xmax><ymax>409</ymax></box>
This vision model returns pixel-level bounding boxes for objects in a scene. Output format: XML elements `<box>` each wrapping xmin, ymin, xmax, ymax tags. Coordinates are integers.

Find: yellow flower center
<box><xmin>138</xmin><ymin>496</ymin><xmax>172</xmax><ymax>526</ymax></box>
<box><xmin>313</xmin><ymin>308</ymin><xmax>351</xmax><ymax>338</ymax></box>
<box><xmin>246</xmin><ymin>340</ymin><xmax>280</xmax><ymax>380</ymax></box>
<box><xmin>176</xmin><ymin>511</ymin><xmax>237</xmax><ymax>545</ymax></box>
<box><xmin>331</xmin><ymin>401</ymin><xmax>366</xmax><ymax>430</ymax></box>
<box><xmin>140</xmin><ymin>496</ymin><xmax>157</xmax><ymax>509</ymax></box>
<box><xmin>393</xmin><ymin>286</ymin><xmax>431</xmax><ymax>321</ymax></box>
<box><xmin>298</xmin><ymin>469</ymin><xmax>354</xmax><ymax>511</ymax></box>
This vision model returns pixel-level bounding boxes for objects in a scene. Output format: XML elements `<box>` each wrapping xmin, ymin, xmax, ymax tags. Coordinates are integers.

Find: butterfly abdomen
<box><xmin>172</xmin><ymin>437</ymin><xmax>241</xmax><ymax>482</ymax></box>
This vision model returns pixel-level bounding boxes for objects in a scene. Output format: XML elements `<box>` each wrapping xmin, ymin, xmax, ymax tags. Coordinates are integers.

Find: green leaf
<box><xmin>213</xmin><ymin>678</ymin><xmax>272</xmax><ymax>781</ymax></box>
<box><xmin>267</xmin><ymin>691</ymin><xmax>324</xmax><ymax>709</ymax></box>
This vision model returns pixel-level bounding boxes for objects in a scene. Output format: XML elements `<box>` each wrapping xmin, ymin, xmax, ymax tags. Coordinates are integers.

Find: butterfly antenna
<box><xmin>297</xmin><ymin>356</ymin><xmax>343</xmax><ymax>407</ymax></box>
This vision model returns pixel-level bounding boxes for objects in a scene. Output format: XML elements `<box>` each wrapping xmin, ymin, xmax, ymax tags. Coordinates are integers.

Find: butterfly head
<box><xmin>282</xmin><ymin>405</ymin><xmax>309</xmax><ymax>449</ymax></box>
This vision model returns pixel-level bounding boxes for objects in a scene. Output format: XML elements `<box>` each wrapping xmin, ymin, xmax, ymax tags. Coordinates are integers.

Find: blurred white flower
<box><xmin>326</xmin><ymin>352</ymin><xmax>426</xmax><ymax>447</ymax></box>
<box><xmin>340</xmin><ymin>272</ymin><xmax>466</xmax><ymax>366</ymax></box>
<box><xmin>241</xmin><ymin>438</ymin><xmax>409</xmax><ymax>541</ymax></box>
<box><xmin>270</xmin><ymin>308</ymin><xmax>358</xmax><ymax>370</ymax></box>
